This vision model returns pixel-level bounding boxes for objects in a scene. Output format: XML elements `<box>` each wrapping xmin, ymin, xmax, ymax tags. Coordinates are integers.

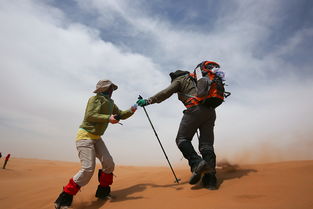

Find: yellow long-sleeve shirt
<box><xmin>76</xmin><ymin>128</ymin><xmax>101</xmax><ymax>141</ymax></box>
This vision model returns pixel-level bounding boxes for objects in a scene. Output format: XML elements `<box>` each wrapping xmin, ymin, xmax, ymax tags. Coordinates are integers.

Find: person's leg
<box><xmin>198</xmin><ymin>107</ymin><xmax>218</xmax><ymax>189</ymax></box>
<box><xmin>73</xmin><ymin>139</ymin><xmax>97</xmax><ymax>186</ymax></box>
<box><xmin>198</xmin><ymin>107</ymin><xmax>216</xmax><ymax>172</ymax></box>
<box><xmin>55</xmin><ymin>139</ymin><xmax>96</xmax><ymax>208</ymax></box>
<box><xmin>94</xmin><ymin>138</ymin><xmax>115</xmax><ymax>199</ymax></box>
<box><xmin>176</xmin><ymin>107</ymin><xmax>202</xmax><ymax>171</ymax></box>
<box><xmin>176</xmin><ymin>106</ymin><xmax>208</xmax><ymax>184</ymax></box>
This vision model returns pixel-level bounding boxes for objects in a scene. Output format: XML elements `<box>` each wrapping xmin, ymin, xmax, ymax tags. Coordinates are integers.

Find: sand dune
<box><xmin>0</xmin><ymin>158</ymin><xmax>313</xmax><ymax>209</ymax></box>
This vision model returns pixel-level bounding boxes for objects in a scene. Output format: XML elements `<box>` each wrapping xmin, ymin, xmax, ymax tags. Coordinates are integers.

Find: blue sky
<box><xmin>0</xmin><ymin>0</ymin><xmax>313</xmax><ymax>165</ymax></box>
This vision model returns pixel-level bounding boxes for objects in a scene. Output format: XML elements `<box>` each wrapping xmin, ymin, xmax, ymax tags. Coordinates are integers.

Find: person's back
<box><xmin>147</xmin><ymin>70</ymin><xmax>197</xmax><ymax>106</ymax></box>
<box><xmin>174</xmin><ymin>74</ymin><xmax>197</xmax><ymax>104</ymax></box>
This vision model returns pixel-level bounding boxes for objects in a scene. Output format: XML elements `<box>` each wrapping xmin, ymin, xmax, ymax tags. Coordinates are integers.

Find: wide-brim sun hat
<box><xmin>93</xmin><ymin>80</ymin><xmax>118</xmax><ymax>93</ymax></box>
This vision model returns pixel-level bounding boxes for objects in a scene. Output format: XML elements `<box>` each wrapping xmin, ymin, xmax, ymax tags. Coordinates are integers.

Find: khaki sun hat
<box><xmin>93</xmin><ymin>80</ymin><xmax>118</xmax><ymax>93</ymax></box>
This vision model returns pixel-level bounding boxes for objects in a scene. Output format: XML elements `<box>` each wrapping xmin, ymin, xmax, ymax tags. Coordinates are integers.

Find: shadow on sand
<box><xmin>75</xmin><ymin>181</ymin><xmax>188</xmax><ymax>209</ymax></box>
<box><xmin>191</xmin><ymin>162</ymin><xmax>257</xmax><ymax>190</ymax></box>
<box><xmin>75</xmin><ymin>163</ymin><xmax>256</xmax><ymax>208</ymax></box>
<box><xmin>110</xmin><ymin>180</ymin><xmax>190</xmax><ymax>202</ymax></box>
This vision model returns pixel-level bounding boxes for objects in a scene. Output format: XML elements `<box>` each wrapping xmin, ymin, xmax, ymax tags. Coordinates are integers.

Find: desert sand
<box><xmin>0</xmin><ymin>158</ymin><xmax>313</xmax><ymax>209</ymax></box>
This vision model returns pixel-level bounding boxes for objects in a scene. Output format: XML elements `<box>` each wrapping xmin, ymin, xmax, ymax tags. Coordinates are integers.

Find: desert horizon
<box><xmin>0</xmin><ymin>157</ymin><xmax>312</xmax><ymax>209</ymax></box>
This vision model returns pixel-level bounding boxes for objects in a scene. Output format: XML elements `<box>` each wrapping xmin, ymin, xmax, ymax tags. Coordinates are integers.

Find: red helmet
<box><xmin>196</xmin><ymin>61</ymin><xmax>220</xmax><ymax>71</ymax></box>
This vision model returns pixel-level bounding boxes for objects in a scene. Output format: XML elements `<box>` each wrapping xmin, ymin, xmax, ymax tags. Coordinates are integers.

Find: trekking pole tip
<box><xmin>175</xmin><ymin>178</ymin><xmax>181</xmax><ymax>184</ymax></box>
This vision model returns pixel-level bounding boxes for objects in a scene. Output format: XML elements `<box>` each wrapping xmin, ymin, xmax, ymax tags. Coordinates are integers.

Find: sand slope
<box><xmin>0</xmin><ymin>158</ymin><xmax>313</xmax><ymax>209</ymax></box>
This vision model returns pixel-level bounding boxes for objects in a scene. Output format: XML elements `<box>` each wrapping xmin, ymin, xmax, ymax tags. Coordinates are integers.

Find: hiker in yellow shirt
<box><xmin>55</xmin><ymin>80</ymin><xmax>137</xmax><ymax>209</ymax></box>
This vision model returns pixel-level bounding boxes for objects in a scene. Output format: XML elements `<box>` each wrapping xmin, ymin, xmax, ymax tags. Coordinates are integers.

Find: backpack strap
<box><xmin>180</xmin><ymin>74</ymin><xmax>208</xmax><ymax>108</ymax></box>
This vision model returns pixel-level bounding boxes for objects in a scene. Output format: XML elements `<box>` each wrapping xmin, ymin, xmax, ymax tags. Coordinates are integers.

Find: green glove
<box><xmin>136</xmin><ymin>99</ymin><xmax>150</xmax><ymax>107</ymax></box>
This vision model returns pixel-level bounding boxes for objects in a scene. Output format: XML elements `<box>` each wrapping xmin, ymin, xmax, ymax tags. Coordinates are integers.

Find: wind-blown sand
<box><xmin>0</xmin><ymin>158</ymin><xmax>312</xmax><ymax>209</ymax></box>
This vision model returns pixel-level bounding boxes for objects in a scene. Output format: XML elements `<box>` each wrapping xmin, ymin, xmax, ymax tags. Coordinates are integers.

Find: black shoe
<box><xmin>54</xmin><ymin>191</ymin><xmax>73</xmax><ymax>209</ymax></box>
<box><xmin>189</xmin><ymin>160</ymin><xmax>208</xmax><ymax>185</ymax></box>
<box><xmin>202</xmin><ymin>173</ymin><xmax>217</xmax><ymax>190</ymax></box>
<box><xmin>95</xmin><ymin>185</ymin><xmax>111</xmax><ymax>199</ymax></box>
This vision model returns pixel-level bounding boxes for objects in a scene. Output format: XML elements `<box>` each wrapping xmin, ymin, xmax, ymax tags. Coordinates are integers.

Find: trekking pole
<box><xmin>138</xmin><ymin>95</ymin><xmax>181</xmax><ymax>184</ymax></box>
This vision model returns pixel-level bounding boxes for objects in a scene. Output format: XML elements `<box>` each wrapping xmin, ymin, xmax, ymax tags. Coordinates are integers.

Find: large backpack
<box><xmin>185</xmin><ymin>61</ymin><xmax>230</xmax><ymax>108</ymax></box>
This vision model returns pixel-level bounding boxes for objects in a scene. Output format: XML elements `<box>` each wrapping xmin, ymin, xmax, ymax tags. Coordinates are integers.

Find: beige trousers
<box><xmin>73</xmin><ymin>139</ymin><xmax>115</xmax><ymax>187</ymax></box>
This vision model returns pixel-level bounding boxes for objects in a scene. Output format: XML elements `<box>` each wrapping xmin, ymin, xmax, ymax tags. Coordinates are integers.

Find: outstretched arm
<box><xmin>112</xmin><ymin>104</ymin><xmax>136</xmax><ymax>120</ymax></box>
<box><xmin>137</xmin><ymin>79</ymin><xmax>180</xmax><ymax>106</ymax></box>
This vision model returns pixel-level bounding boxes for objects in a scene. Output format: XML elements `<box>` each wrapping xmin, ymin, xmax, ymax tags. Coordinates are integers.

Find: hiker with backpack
<box><xmin>54</xmin><ymin>80</ymin><xmax>137</xmax><ymax>209</ymax></box>
<box><xmin>137</xmin><ymin>61</ymin><xmax>229</xmax><ymax>189</ymax></box>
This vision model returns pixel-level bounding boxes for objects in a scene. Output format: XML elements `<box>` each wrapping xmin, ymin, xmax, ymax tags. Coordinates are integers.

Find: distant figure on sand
<box><xmin>137</xmin><ymin>61</ymin><xmax>228</xmax><ymax>190</ymax></box>
<box><xmin>0</xmin><ymin>152</ymin><xmax>2</xmax><ymax>159</ymax></box>
<box><xmin>3</xmin><ymin>154</ymin><xmax>11</xmax><ymax>169</ymax></box>
<box><xmin>54</xmin><ymin>80</ymin><xmax>137</xmax><ymax>209</ymax></box>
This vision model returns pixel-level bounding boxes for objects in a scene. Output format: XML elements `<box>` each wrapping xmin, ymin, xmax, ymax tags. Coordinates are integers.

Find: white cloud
<box><xmin>0</xmin><ymin>0</ymin><xmax>170</xmax><ymax>163</ymax></box>
<box><xmin>0</xmin><ymin>0</ymin><xmax>312</xmax><ymax>165</ymax></box>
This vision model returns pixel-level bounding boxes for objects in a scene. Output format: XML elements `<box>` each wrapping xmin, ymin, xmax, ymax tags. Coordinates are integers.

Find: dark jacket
<box><xmin>149</xmin><ymin>71</ymin><xmax>197</xmax><ymax>106</ymax></box>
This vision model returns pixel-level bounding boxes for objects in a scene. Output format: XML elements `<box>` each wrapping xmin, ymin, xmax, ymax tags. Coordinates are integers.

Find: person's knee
<box><xmin>75</xmin><ymin>167</ymin><xmax>95</xmax><ymax>187</ymax></box>
<box><xmin>106</xmin><ymin>162</ymin><xmax>115</xmax><ymax>174</ymax></box>
<box><xmin>85</xmin><ymin>167</ymin><xmax>95</xmax><ymax>176</ymax></box>
<box><xmin>176</xmin><ymin>136</ymin><xmax>191</xmax><ymax>147</ymax></box>
<box><xmin>176</xmin><ymin>136</ymin><xmax>182</xmax><ymax>147</ymax></box>
<box><xmin>177</xmin><ymin>139</ymin><xmax>191</xmax><ymax>149</ymax></box>
<box><xmin>84</xmin><ymin>161</ymin><xmax>96</xmax><ymax>172</ymax></box>
<box><xmin>102</xmin><ymin>160</ymin><xmax>115</xmax><ymax>174</ymax></box>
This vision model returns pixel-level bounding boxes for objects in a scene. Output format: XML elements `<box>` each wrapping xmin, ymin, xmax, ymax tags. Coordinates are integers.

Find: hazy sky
<box><xmin>1</xmin><ymin>0</ymin><xmax>313</xmax><ymax>166</ymax></box>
